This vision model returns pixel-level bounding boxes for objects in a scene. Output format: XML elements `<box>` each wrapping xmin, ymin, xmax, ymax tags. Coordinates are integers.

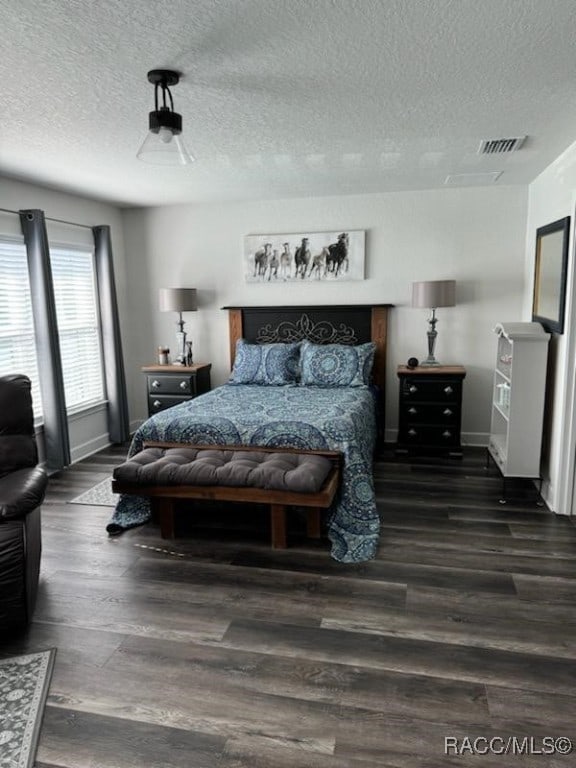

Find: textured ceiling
<box><xmin>2</xmin><ymin>0</ymin><xmax>576</xmax><ymax>207</ymax></box>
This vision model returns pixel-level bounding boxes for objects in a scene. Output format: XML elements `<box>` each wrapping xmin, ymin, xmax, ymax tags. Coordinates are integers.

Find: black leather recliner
<box><xmin>0</xmin><ymin>374</ymin><xmax>48</xmax><ymax>636</ymax></box>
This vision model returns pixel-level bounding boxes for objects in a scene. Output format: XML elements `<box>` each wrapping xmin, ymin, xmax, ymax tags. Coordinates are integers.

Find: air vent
<box><xmin>445</xmin><ymin>172</ymin><xmax>502</xmax><ymax>186</ymax></box>
<box><xmin>478</xmin><ymin>136</ymin><xmax>526</xmax><ymax>155</ymax></box>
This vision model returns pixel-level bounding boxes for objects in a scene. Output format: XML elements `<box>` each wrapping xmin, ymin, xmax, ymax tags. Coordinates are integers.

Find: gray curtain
<box><xmin>19</xmin><ymin>209</ymin><xmax>71</xmax><ymax>472</ymax></box>
<box><xmin>93</xmin><ymin>225</ymin><xmax>130</xmax><ymax>443</ymax></box>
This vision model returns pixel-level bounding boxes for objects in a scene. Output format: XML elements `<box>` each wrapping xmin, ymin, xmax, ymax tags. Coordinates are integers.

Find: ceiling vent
<box><xmin>478</xmin><ymin>136</ymin><xmax>526</xmax><ymax>155</ymax></box>
<box><xmin>445</xmin><ymin>172</ymin><xmax>502</xmax><ymax>186</ymax></box>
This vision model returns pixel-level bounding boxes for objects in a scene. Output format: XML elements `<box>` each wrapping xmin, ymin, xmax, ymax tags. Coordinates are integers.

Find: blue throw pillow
<box><xmin>300</xmin><ymin>340</ymin><xmax>376</xmax><ymax>387</ymax></box>
<box><xmin>229</xmin><ymin>340</ymin><xmax>301</xmax><ymax>385</ymax></box>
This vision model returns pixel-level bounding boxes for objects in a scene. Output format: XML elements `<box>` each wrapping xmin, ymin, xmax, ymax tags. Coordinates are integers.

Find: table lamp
<box><xmin>411</xmin><ymin>280</ymin><xmax>456</xmax><ymax>366</ymax></box>
<box><xmin>159</xmin><ymin>288</ymin><xmax>197</xmax><ymax>365</ymax></box>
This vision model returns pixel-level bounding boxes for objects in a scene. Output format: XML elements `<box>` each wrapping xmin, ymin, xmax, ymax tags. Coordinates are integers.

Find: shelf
<box><xmin>492</xmin><ymin>402</ymin><xmax>509</xmax><ymax>421</ymax></box>
<box><xmin>488</xmin><ymin>322</ymin><xmax>550</xmax><ymax>480</ymax></box>
<box><xmin>494</xmin><ymin>368</ymin><xmax>511</xmax><ymax>384</ymax></box>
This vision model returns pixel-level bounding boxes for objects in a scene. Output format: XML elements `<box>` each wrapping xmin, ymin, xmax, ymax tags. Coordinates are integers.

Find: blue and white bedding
<box><xmin>108</xmin><ymin>384</ymin><xmax>379</xmax><ymax>563</ymax></box>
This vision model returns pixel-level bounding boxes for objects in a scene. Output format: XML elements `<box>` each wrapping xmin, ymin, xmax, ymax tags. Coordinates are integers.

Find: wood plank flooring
<box><xmin>2</xmin><ymin>445</ymin><xmax>576</xmax><ymax>767</ymax></box>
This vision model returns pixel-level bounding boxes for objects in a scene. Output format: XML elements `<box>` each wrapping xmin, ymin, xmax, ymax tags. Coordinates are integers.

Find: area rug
<box><xmin>0</xmin><ymin>649</ymin><xmax>56</xmax><ymax>768</ymax></box>
<box><xmin>69</xmin><ymin>478</ymin><xmax>115</xmax><ymax>507</ymax></box>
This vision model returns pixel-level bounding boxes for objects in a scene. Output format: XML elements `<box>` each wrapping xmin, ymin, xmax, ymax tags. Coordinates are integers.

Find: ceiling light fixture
<box><xmin>137</xmin><ymin>69</ymin><xmax>194</xmax><ymax>166</ymax></box>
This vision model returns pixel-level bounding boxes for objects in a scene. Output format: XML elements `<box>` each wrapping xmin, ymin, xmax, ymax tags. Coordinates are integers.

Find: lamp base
<box><xmin>421</xmin><ymin>311</ymin><xmax>440</xmax><ymax>367</ymax></box>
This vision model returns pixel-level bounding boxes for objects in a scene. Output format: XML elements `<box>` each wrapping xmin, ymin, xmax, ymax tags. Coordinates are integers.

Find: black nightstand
<box><xmin>396</xmin><ymin>365</ymin><xmax>466</xmax><ymax>457</ymax></box>
<box><xmin>142</xmin><ymin>363</ymin><xmax>211</xmax><ymax>416</ymax></box>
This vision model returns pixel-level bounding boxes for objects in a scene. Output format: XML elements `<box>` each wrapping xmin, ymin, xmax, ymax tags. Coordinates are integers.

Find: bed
<box><xmin>108</xmin><ymin>304</ymin><xmax>392</xmax><ymax>563</ymax></box>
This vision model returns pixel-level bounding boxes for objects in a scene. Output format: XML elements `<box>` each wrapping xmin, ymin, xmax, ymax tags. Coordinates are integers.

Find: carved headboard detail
<box><xmin>256</xmin><ymin>314</ymin><xmax>358</xmax><ymax>345</ymax></box>
<box><xmin>223</xmin><ymin>304</ymin><xmax>392</xmax><ymax>395</ymax></box>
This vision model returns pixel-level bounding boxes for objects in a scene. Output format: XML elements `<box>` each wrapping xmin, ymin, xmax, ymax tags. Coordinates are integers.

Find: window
<box><xmin>50</xmin><ymin>246</ymin><xmax>105</xmax><ymax>411</ymax></box>
<box><xmin>0</xmin><ymin>238</ymin><xmax>105</xmax><ymax>418</ymax></box>
<box><xmin>0</xmin><ymin>238</ymin><xmax>43</xmax><ymax>415</ymax></box>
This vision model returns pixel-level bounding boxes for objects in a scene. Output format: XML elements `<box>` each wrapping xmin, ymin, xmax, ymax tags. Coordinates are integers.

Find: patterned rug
<box><xmin>0</xmin><ymin>649</ymin><xmax>56</xmax><ymax>768</ymax></box>
<box><xmin>69</xmin><ymin>478</ymin><xmax>116</xmax><ymax>507</ymax></box>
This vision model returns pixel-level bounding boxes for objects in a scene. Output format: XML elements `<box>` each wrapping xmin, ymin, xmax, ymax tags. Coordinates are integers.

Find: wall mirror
<box><xmin>532</xmin><ymin>216</ymin><xmax>570</xmax><ymax>334</ymax></box>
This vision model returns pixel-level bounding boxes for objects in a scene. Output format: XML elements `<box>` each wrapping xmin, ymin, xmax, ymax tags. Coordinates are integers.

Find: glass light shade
<box><xmin>137</xmin><ymin>130</ymin><xmax>194</xmax><ymax>166</ymax></box>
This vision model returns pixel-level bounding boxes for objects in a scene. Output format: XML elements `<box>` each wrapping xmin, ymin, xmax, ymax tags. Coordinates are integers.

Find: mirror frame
<box><xmin>532</xmin><ymin>216</ymin><xmax>570</xmax><ymax>334</ymax></box>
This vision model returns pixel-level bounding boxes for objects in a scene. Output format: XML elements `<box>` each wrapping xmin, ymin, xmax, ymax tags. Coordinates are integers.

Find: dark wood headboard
<box><xmin>222</xmin><ymin>304</ymin><xmax>392</xmax><ymax>393</ymax></box>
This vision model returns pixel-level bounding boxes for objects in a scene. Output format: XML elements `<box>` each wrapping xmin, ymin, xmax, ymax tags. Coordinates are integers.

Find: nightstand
<box><xmin>396</xmin><ymin>365</ymin><xmax>466</xmax><ymax>457</ymax></box>
<box><xmin>142</xmin><ymin>363</ymin><xmax>211</xmax><ymax>416</ymax></box>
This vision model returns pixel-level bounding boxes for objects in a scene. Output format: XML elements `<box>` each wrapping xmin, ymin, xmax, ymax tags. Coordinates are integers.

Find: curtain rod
<box><xmin>0</xmin><ymin>207</ymin><xmax>94</xmax><ymax>231</ymax></box>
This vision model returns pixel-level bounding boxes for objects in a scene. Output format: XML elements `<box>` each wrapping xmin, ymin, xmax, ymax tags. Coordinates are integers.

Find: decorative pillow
<box><xmin>229</xmin><ymin>340</ymin><xmax>301</xmax><ymax>385</ymax></box>
<box><xmin>300</xmin><ymin>340</ymin><xmax>376</xmax><ymax>387</ymax></box>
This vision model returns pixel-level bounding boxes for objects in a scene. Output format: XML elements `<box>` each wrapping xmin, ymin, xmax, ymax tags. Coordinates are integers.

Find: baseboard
<box><xmin>461</xmin><ymin>432</ymin><xmax>489</xmax><ymax>447</ymax></box>
<box><xmin>70</xmin><ymin>434</ymin><xmax>111</xmax><ymax>464</ymax></box>
<box><xmin>538</xmin><ymin>477</ymin><xmax>557</xmax><ymax>513</ymax></box>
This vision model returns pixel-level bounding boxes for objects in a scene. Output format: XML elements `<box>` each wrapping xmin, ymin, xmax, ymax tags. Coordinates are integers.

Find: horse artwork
<box><xmin>325</xmin><ymin>233</ymin><xmax>349</xmax><ymax>277</ymax></box>
<box><xmin>253</xmin><ymin>243</ymin><xmax>272</xmax><ymax>278</ymax></box>
<box><xmin>244</xmin><ymin>230</ymin><xmax>365</xmax><ymax>283</ymax></box>
<box><xmin>294</xmin><ymin>238</ymin><xmax>312</xmax><ymax>279</ymax></box>
<box><xmin>279</xmin><ymin>243</ymin><xmax>292</xmax><ymax>278</ymax></box>
<box><xmin>309</xmin><ymin>248</ymin><xmax>327</xmax><ymax>279</ymax></box>
<box><xmin>268</xmin><ymin>250</ymin><xmax>279</xmax><ymax>281</ymax></box>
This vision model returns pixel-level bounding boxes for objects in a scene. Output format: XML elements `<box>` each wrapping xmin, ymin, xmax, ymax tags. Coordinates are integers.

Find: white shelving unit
<box><xmin>488</xmin><ymin>322</ymin><xmax>550</xmax><ymax>478</ymax></box>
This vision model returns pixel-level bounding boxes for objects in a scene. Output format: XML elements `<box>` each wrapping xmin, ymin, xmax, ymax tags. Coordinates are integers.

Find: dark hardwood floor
<box><xmin>3</xmin><ymin>445</ymin><xmax>576</xmax><ymax>767</ymax></box>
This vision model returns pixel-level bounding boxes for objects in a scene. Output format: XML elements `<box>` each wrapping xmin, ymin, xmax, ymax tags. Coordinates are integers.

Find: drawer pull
<box><xmin>443</xmin><ymin>385</ymin><xmax>453</xmax><ymax>395</ymax></box>
<box><xmin>152</xmin><ymin>400</ymin><xmax>162</xmax><ymax>408</ymax></box>
<box><xmin>408</xmin><ymin>429</ymin><xmax>417</xmax><ymax>437</ymax></box>
<box><xmin>442</xmin><ymin>430</ymin><xmax>452</xmax><ymax>438</ymax></box>
<box><xmin>409</xmin><ymin>385</ymin><xmax>418</xmax><ymax>394</ymax></box>
<box><xmin>151</xmin><ymin>380</ymin><xmax>160</xmax><ymax>389</ymax></box>
<box><xmin>443</xmin><ymin>408</ymin><xmax>453</xmax><ymax>416</ymax></box>
<box><xmin>179</xmin><ymin>381</ymin><xmax>189</xmax><ymax>390</ymax></box>
<box><xmin>408</xmin><ymin>407</ymin><xmax>418</xmax><ymax>415</ymax></box>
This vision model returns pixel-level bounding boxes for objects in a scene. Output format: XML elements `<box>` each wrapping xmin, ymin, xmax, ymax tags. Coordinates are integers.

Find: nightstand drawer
<box><xmin>398</xmin><ymin>424</ymin><xmax>460</xmax><ymax>446</ymax></box>
<box><xmin>401</xmin><ymin>378</ymin><xmax>462</xmax><ymax>401</ymax></box>
<box><xmin>401</xmin><ymin>403</ymin><xmax>459</xmax><ymax>424</ymax></box>
<box><xmin>147</xmin><ymin>374</ymin><xmax>196</xmax><ymax>396</ymax></box>
<box><xmin>142</xmin><ymin>363</ymin><xmax>212</xmax><ymax>418</ymax></box>
<box><xmin>148</xmin><ymin>394</ymin><xmax>190</xmax><ymax>413</ymax></box>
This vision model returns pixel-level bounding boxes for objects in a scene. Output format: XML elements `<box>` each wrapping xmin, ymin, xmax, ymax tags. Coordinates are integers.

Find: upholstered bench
<box><xmin>111</xmin><ymin>442</ymin><xmax>341</xmax><ymax>548</ymax></box>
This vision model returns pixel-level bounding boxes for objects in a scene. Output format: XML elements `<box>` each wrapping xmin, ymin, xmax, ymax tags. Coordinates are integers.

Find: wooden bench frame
<box><xmin>111</xmin><ymin>442</ymin><xmax>342</xmax><ymax>548</ymax></box>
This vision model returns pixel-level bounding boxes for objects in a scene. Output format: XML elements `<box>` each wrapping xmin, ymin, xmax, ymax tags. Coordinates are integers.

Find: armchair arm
<box><xmin>0</xmin><ymin>467</ymin><xmax>48</xmax><ymax>520</ymax></box>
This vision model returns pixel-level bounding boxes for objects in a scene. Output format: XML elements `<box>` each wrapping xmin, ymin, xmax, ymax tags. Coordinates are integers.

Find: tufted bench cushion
<box><xmin>113</xmin><ymin>447</ymin><xmax>333</xmax><ymax>494</ymax></box>
<box><xmin>112</xmin><ymin>443</ymin><xmax>341</xmax><ymax>549</ymax></box>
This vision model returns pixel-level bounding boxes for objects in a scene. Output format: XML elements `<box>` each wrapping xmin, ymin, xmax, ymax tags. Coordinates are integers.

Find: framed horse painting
<box><xmin>243</xmin><ymin>230</ymin><xmax>366</xmax><ymax>283</ymax></box>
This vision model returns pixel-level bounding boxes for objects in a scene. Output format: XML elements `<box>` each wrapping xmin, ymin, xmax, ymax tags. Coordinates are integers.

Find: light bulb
<box><xmin>158</xmin><ymin>126</ymin><xmax>174</xmax><ymax>144</ymax></box>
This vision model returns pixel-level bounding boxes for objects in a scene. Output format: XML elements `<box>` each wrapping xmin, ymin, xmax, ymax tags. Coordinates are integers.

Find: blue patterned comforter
<box><xmin>108</xmin><ymin>384</ymin><xmax>378</xmax><ymax>562</ymax></box>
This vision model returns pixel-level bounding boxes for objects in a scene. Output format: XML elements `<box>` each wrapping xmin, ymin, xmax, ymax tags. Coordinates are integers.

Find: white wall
<box><xmin>524</xmin><ymin>140</ymin><xmax>576</xmax><ymax>514</ymax></box>
<box><xmin>0</xmin><ymin>177</ymin><xmax>532</xmax><ymax>458</ymax></box>
<box><xmin>122</xmin><ymin>185</ymin><xmax>528</xmax><ymax>443</ymax></box>
<box><xmin>0</xmin><ymin>176</ymin><xmax>130</xmax><ymax>460</ymax></box>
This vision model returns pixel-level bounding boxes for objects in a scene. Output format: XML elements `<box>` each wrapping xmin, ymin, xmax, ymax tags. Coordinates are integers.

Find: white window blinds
<box><xmin>50</xmin><ymin>246</ymin><xmax>105</xmax><ymax>410</ymax></box>
<box><xmin>0</xmin><ymin>238</ymin><xmax>105</xmax><ymax>417</ymax></box>
<box><xmin>0</xmin><ymin>238</ymin><xmax>43</xmax><ymax>415</ymax></box>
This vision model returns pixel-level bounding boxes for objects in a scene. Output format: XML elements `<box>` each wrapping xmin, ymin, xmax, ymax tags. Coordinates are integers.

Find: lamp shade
<box><xmin>411</xmin><ymin>280</ymin><xmax>456</xmax><ymax>309</ymax></box>
<box><xmin>137</xmin><ymin>131</ymin><xmax>194</xmax><ymax>166</ymax></box>
<box><xmin>159</xmin><ymin>288</ymin><xmax>197</xmax><ymax>312</ymax></box>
